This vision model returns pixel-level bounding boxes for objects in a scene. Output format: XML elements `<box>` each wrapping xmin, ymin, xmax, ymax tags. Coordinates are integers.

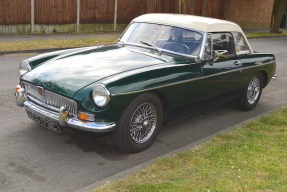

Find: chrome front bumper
<box><xmin>15</xmin><ymin>89</ymin><xmax>116</xmax><ymax>133</ymax></box>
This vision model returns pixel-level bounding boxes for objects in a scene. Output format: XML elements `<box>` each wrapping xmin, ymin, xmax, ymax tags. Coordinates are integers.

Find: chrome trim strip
<box><xmin>111</xmin><ymin>60</ymin><xmax>275</xmax><ymax>96</ymax></box>
<box><xmin>199</xmin><ymin>32</ymin><xmax>208</xmax><ymax>61</ymax></box>
<box><xmin>23</xmin><ymin>101</ymin><xmax>116</xmax><ymax>133</ymax></box>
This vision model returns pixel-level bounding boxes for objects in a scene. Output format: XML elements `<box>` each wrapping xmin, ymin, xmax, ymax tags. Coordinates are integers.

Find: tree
<box><xmin>270</xmin><ymin>0</ymin><xmax>287</xmax><ymax>33</ymax></box>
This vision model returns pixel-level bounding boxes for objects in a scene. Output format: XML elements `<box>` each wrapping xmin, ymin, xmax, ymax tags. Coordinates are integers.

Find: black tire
<box><xmin>112</xmin><ymin>92</ymin><xmax>163</xmax><ymax>153</ymax></box>
<box><xmin>236</xmin><ymin>72</ymin><xmax>263</xmax><ymax>111</ymax></box>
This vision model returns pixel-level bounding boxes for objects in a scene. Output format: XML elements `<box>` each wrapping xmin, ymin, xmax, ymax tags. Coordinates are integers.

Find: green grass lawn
<box><xmin>93</xmin><ymin>106</ymin><xmax>287</xmax><ymax>192</ymax></box>
<box><xmin>1</xmin><ymin>31</ymin><xmax>287</xmax><ymax>52</ymax></box>
<box><xmin>0</xmin><ymin>35</ymin><xmax>119</xmax><ymax>51</ymax></box>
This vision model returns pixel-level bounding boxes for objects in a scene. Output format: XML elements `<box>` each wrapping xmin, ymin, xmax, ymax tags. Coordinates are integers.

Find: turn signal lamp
<box><xmin>15</xmin><ymin>85</ymin><xmax>21</xmax><ymax>92</ymax></box>
<box><xmin>78</xmin><ymin>111</ymin><xmax>94</xmax><ymax>121</ymax></box>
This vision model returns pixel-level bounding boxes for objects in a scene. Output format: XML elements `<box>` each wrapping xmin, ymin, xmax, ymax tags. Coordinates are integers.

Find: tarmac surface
<box><xmin>0</xmin><ymin>29</ymin><xmax>287</xmax><ymax>192</ymax></box>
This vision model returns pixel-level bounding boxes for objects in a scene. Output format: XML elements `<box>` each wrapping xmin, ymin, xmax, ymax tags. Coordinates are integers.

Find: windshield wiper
<box><xmin>140</xmin><ymin>41</ymin><xmax>162</xmax><ymax>55</ymax></box>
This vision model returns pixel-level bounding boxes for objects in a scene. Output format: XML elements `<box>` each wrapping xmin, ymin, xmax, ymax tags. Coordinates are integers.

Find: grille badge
<box><xmin>37</xmin><ymin>86</ymin><xmax>44</xmax><ymax>95</ymax></box>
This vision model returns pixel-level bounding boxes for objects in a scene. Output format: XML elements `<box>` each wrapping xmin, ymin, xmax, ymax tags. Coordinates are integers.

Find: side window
<box><xmin>211</xmin><ymin>33</ymin><xmax>236</xmax><ymax>57</ymax></box>
<box><xmin>232</xmin><ymin>32</ymin><xmax>251</xmax><ymax>55</ymax></box>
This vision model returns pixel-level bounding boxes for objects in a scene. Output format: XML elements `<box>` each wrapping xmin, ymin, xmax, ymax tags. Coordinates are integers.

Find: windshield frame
<box><xmin>117</xmin><ymin>22</ymin><xmax>206</xmax><ymax>60</ymax></box>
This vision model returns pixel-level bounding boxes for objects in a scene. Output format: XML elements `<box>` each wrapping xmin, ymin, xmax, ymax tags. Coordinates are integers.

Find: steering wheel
<box><xmin>162</xmin><ymin>42</ymin><xmax>190</xmax><ymax>54</ymax></box>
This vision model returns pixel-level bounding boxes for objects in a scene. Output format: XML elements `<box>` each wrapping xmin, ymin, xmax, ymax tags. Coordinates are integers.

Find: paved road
<box><xmin>0</xmin><ymin>38</ymin><xmax>286</xmax><ymax>192</ymax></box>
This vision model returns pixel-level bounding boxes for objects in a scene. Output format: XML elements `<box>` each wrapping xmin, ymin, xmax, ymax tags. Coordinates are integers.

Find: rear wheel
<box><xmin>112</xmin><ymin>93</ymin><xmax>163</xmax><ymax>153</ymax></box>
<box><xmin>236</xmin><ymin>72</ymin><xmax>263</xmax><ymax>111</ymax></box>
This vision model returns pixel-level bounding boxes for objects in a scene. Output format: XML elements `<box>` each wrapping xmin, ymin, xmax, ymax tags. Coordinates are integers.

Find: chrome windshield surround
<box><xmin>22</xmin><ymin>82</ymin><xmax>77</xmax><ymax>116</ymax></box>
<box><xmin>119</xmin><ymin>22</ymin><xmax>205</xmax><ymax>60</ymax></box>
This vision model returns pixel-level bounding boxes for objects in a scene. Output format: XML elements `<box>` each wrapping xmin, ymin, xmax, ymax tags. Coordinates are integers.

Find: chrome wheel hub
<box><xmin>143</xmin><ymin>120</ymin><xmax>151</xmax><ymax>128</ymax></box>
<box><xmin>130</xmin><ymin>102</ymin><xmax>157</xmax><ymax>143</ymax></box>
<box><xmin>247</xmin><ymin>76</ymin><xmax>260</xmax><ymax>104</ymax></box>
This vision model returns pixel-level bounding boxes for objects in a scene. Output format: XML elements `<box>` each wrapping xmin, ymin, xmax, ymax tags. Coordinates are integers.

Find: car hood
<box><xmin>22</xmin><ymin>45</ymin><xmax>175</xmax><ymax>97</ymax></box>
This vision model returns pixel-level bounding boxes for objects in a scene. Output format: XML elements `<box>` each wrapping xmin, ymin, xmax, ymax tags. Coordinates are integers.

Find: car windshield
<box><xmin>120</xmin><ymin>23</ymin><xmax>203</xmax><ymax>56</ymax></box>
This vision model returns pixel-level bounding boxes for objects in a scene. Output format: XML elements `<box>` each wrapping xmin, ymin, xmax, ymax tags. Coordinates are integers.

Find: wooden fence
<box><xmin>0</xmin><ymin>0</ymin><xmax>229</xmax><ymax>25</ymax></box>
<box><xmin>35</xmin><ymin>0</ymin><xmax>77</xmax><ymax>24</ymax></box>
<box><xmin>0</xmin><ymin>0</ymin><xmax>149</xmax><ymax>25</ymax></box>
<box><xmin>0</xmin><ymin>0</ymin><xmax>31</xmax><ymax>24</ymax></box>
<box><xmin>0</xmin><ymin>0</ymin><xmax>232</xmax><ymax>34</ymax></box>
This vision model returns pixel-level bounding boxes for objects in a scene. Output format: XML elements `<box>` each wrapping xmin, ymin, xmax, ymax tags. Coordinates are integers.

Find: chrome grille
<box><xmin>22</xmin><ymin>82</ymin><xmax>77</xmax><ymax>115</ymax></box>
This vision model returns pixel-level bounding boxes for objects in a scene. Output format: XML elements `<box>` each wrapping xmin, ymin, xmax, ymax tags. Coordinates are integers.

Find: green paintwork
<box><xmin>27</xmin><ymin>47</ymin><xmax>92</xmax><ymax>68</ymax></box>
<box><xmin>20</xmin><ymin>42</ymin><xmax>276</xmax><ymax>125</ymax></box>
<box><xmin>23</xmin><ymin>45</ymin><xmax>180</xmax><ymax>97</ymax></box>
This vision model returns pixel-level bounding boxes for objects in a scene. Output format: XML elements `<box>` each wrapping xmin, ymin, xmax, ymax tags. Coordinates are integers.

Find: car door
<box><xmin>198</xmin><ymin>32</ymin><xmax>243</xmax><ymax>110</ymax></box>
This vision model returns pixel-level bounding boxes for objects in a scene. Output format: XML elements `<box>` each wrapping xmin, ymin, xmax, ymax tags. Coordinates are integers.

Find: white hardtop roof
<box><xmin>132</xmin><ymin>14</ymin><xmax>244</xmax><ymax>33</ymax></box>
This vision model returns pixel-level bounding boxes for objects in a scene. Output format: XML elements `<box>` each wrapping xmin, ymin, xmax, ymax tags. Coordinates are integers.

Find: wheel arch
<box><xmin>148</xmin><ymin>90</ymin><xmax>170</xmax><ymax>123</ymax></box>
<box><xmin>259</xmin><ymin>70</ymin><xmax>268</xmax><ymax>88</ymax></box>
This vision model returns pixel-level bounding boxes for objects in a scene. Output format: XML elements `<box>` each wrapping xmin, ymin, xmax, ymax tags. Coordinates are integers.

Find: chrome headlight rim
<box><xmin>92</xmin><ymin>84</ymin><xmax>111</xmax><ymax>108</ymax></box>
<box><xmin>19</xmin><ymin>60</ymin><xmax>31</xmax><ymax>76</ymax></box>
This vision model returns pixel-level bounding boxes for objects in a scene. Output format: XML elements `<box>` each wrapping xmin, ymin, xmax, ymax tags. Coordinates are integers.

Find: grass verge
<box><xmin>93</xmin><ymin>106</ymin><xmax>287</xmax><ymax>192</ymax></box>
<box><xmin>1</xmin><ymin>32</ymin><xmax>287</xmax><ymax>52</ymax></box>
<box><xmin>0</xmin><ymin>35</ymin><xmax>119</xmax><ymax>51</ymax></box>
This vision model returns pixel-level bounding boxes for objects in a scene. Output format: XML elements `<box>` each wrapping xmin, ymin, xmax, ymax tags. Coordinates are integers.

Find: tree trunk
<box><xmin>270</xmin><ymin>0</ymin><xmax>287</xmax><ymax>33</ymax></box>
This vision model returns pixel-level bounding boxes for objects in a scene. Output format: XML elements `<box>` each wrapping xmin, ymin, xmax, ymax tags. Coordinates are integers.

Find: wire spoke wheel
<box><xmin>112</xmin><ymin>93</ymin><xmax>163</xmax><ymax>153</ymax></box>
<box><xmin>236</xmin><ymin>72</ymin><xmax>263</xmax><ymax>111</ymax></box>
<box><xmin>247</xmin><ymin>76</ymin><xmax>261</xmax><ymax>104</ymax></box>
<box><xmin>130</xmin><ymin>102</ymin><xmax>157</xmax><ymax>143</ymax></box>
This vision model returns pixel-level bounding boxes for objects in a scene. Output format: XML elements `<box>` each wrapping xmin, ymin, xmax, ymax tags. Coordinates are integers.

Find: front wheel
<box><xmin>236</xmin><ymin>72</ymin><xmax>263</xmax><ymax>111</ymax></box>
<box><xmin>112</xmin><ymin>93</ymin><xmax>163</xmax><ymax>153</ymax></box>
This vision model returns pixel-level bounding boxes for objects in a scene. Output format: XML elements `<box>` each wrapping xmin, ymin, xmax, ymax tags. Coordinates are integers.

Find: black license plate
<box><xmin>26</xmin><ymin>111</ymin><xmax>61</xmax><ymax>133</ymax></box>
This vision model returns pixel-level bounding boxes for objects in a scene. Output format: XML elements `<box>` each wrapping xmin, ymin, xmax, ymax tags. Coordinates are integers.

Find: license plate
<box><xmin>26</xmin><ymin>111</ymin><xmax>61</xmax><ymax>133</ymax></box>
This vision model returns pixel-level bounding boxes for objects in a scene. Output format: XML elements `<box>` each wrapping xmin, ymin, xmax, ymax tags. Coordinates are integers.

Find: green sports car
<box><xmin>15</xmin><ymin>14</ymin><xmax>277</xmax><ymax>153</ymax></box>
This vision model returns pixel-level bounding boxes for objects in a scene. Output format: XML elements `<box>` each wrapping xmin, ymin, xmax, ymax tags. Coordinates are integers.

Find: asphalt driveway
<box><xmin>0</xmin><ymin>37</ymin><xmax>286</xmax><ymax>192</ymax></box>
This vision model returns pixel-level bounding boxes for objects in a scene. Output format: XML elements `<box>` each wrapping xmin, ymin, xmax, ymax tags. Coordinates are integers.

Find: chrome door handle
<box><xmin>234</xmin><ymin>61</ymin><xmax>242</xmax><ymax>66</ymax></box>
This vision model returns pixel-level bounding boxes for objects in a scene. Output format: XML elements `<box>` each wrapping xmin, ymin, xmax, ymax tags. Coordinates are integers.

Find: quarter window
<box><xmin>211</xmin><ymin>33</ymin><xmax>236</xmax><ymax>57</ymax></box>
<box><xmin>232</xmin><ymin>32</ymin><xmax>251</xmax><ymax>55</ymax></box>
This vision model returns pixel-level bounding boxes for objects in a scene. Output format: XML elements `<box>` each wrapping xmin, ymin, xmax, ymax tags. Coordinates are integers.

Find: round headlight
<box><xmin>19</xmin><ymin>60</ymin><xmax>31</xmax><ymax>76</ymax></box>
<box><xmin>92</xmin><ymin>84</ymin><xmax>110</xmax><ymax>108</ymax></box>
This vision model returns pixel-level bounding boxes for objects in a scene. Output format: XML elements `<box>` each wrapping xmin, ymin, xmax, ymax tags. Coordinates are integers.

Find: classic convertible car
<box><xmin>15</xmin><ymin>14</ymin><xmax>276</xmax><ymax>153</ymax></box>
